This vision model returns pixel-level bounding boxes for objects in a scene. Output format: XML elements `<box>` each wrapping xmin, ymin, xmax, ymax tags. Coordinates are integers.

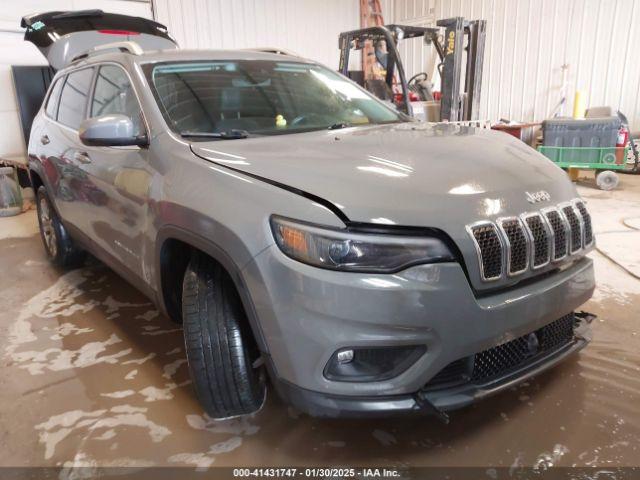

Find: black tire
<box><xmin>182</xmin><ymin>252</ymin><xmax>266</xmax><ymax>418</ymax></box>
<box><xmin>35</xmin><ymin>186</ymin><xmax>85</xmax><ymax>268</ymax></box>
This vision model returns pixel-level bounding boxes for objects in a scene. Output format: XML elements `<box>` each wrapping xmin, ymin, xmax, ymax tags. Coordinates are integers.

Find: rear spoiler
<box><xmin>21</xmin><ymin>10</ymin><xmax>177</xmax><ymax>70</ymax></box>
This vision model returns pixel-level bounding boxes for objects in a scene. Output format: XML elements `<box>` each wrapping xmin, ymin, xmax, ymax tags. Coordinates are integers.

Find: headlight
<box><xmin>270</xmin><ymin>216</ymin><xmax>455</xmax><ymax>273</ymax></box>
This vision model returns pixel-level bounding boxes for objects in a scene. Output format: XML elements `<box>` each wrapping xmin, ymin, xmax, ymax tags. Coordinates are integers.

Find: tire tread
<box><xmin>182</xmin><ymin>252</ymin><xmax>264</xmax><ymax>418</ymax></box>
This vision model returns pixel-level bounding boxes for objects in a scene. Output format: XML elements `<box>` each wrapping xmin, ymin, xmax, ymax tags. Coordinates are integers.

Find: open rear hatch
<box><xmin>21</xmin><ymin>10</ymin><xmax>178</xmax><ymax>70</ymax></box>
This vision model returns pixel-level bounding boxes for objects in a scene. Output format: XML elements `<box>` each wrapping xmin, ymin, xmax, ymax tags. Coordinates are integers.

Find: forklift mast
<box><xmin>338</xmin><ymin>25</ymin><xmax>416</xmax><ymax>116</ymax></box>
<box><xmin>338</xmin><ymin>18</ymin><xmax>486</xmax><ymax>122</ymax></box>
<box><xmin>437</xmin><ymin>17</ymin><xmax>487</xmax><ymax>121</ymax></box>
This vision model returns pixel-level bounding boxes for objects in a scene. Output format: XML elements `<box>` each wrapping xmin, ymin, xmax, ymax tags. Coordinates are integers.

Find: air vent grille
<box><xmin>544</xmin><ymin>209</ymin><xmax>568</xmax><ymax>260</ymax></box>
<box><xmin>562</xmin><ymin>205</ymin><xmax>582</xmax><ymax>253</ymax></box>
<box><xmin>470</xmin><ymin>224</ymin><xmax>503</xmax><ymax>280</ymax></box>
<box><xmin>500</xmin><ymin>219</ymin><xmax>528</xmax><ymax>274</ymax></box>
<box><xmin>524</xmin><ymin>214</ymin><xmax>550</xmax><ymax>267</ymax></box>
<box><xmin>575</xmin><ymin>201</ymin><xmax>593</xmax><ymax>246</ymax></box>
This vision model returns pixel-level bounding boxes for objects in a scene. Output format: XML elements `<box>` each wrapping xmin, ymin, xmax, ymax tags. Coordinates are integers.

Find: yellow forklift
<box><xmin>338</xmin><ymin>18</ymin><xmax>486</xmax><ymax>122</ymax></box>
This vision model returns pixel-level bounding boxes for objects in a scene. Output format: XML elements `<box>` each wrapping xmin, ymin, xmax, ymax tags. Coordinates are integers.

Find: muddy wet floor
<box><xmin>0</xmin><ymin>176</ymin><xmax>639</xmax><ymax>470</ymax></box>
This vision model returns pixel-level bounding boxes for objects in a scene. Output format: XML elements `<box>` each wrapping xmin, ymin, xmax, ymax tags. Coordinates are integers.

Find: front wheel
<box><xmin>35</xmin><ymin>186</ymin><xmax>85</xmax><ymax>267</ymax></box>
<box><xmin>182</xmin><ymin>252</ymin><xmax>266</xmax><ymax>418</ymax></box>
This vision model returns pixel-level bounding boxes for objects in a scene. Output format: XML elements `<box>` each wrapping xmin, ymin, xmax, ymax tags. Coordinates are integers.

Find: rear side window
<box><xmin>57</xmin><ymin>68</ymin><xmax>94</xmax><ymax>130</ymax></box>
<box><xmin>91</xmin><ymin>65</ymin><xmax>143</xmax><ymax>135</ymax></box>
<box><xmin>44</xmin><ymin>77</ymin><xmax>64</xmax><ymax>118</ymax></box>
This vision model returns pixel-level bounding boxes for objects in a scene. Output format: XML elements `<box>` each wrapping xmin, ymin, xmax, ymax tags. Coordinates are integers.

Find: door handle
<box><xmin>40</xmin><ymin>135</ymin><xmax>50</xmax><ymax>145</ymax></box>
<box><xmin>74</xmin><ymin>151</ymin><xmax>92</xmax><ymax>164</ymax></box>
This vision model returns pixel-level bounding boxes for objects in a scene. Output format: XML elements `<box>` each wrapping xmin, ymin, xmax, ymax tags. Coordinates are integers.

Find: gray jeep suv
<box><xmin>25</xmin><ymin>11</ymin><xmax>595</xmax><ymax>419</ymax></box>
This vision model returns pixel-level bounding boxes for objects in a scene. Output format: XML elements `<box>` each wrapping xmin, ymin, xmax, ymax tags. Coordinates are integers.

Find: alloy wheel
<box><xmin>39</xmin><ymin>197</ymin><xmax>58</xmax><ymax>258</ymax></box>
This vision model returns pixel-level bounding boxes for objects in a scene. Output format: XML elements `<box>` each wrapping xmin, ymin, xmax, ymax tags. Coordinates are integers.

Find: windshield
<box><xmin>145</xmin><ymin>60</ymin><xmax>405</xmax><ymax>137</ymax></box>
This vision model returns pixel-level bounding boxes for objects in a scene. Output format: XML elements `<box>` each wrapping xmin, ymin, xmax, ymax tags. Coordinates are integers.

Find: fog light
<box><xmin>324</xmin><ymin>345</ymin><xmax>426</xmax><ymax>382</ymax></box>
<box><xmin>336</xmin><ymin>349</ymin><xmax>354</xmax><ymax>364</ymax></box>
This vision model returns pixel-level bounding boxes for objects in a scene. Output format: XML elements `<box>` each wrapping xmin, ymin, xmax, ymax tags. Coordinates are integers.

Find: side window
<box><xmin>57</xmin><ymin>68</ymin><xmax>94</xmax><ymax>130</ymax></box>
<box><xmin>91</xmin><ymin>65</ymin><xmax>143</xmax><ymax>135</ymax></box>
<box><xmin>44</xmin><ymin>77</ymin><xmax>64</xmax><ymax>118</ymax></box>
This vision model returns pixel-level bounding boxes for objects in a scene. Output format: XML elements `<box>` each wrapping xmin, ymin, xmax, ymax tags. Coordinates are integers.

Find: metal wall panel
<box><xmin>386</xmin><ymin>0</ymin><xmax>640</xmax><ymax>129</ymax></box>
<box><xmin>152</xmin><ymin>0</ymin><xmax>360</xmax><ymax>69</ymax></box>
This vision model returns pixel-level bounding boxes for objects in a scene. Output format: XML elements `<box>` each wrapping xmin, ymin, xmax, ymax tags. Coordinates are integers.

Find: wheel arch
<box><xmin>29</xmin><ymin>168</ymin><xmax>44</xmax><ymax>192</ymax></box>
<box><xmin>155</xmin><ymin>225</ymin><xmax>270</xmax><ymax>355</ymax></box>
<box><xmin>28</xmin><ymin>161</ymin><xmax>63</xmax><ymax>218</ymax></box>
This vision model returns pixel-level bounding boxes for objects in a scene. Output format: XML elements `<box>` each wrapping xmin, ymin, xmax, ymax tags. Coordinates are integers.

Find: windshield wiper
<box><xmin>327</xmin><ymin>123</ymin><xmax>351</xmax><ymax>130</ymax></box>
<box><xmin>180</xmin><ymin>129</ymin><xmax>249</xmax><ymax>139</ymax></box>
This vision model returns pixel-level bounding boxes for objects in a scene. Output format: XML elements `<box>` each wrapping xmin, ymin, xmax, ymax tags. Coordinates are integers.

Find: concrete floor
<box><xmin>1</xmin><ymin>174</ymin><xmax>639</xmax><ymax>470</ymax></box>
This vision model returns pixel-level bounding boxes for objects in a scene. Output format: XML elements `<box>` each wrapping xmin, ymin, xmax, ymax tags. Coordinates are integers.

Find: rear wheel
<box><xmin>36</xmin><ymin>186</ymin><xmax>85</xmax><ymax>267</ymax></box>
<box><xmin>182</xmin><ymin>252</ymin><xmax>266</xmax><ymax>418</ymax></box>
<box><xmin>595</xmin><ymin>170</ymin><xmax>619</xmax><ymax>190</ymax></box>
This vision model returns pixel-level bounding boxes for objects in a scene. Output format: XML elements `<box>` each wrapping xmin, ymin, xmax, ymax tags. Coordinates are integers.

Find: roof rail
<box><xmin>71</xmin><ymin>41</ymin><xmax>144</xmax><ymax>63</ymax></box>
<box><xmin>244</xmin><ymin>47</ymin><xmax>301</xmax><ymax>57</ymax></box>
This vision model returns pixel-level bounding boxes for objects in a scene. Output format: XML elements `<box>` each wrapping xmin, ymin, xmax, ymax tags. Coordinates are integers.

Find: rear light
<box><xmin>98</xmin><ymin>29</ymin><xmax>141</xmax><ymax>36</ymax></box>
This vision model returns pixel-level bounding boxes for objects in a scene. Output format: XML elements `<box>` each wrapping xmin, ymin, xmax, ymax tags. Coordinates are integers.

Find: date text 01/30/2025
<box><xmin>233</xmin><ymin>468</ymin><xmax>401</xmax><ymax>478</ymax></box>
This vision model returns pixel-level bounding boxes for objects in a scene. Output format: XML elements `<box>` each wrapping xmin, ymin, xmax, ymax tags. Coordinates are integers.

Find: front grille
<box><xmin>562</xmin><ymin>205</ymin><xmax>582</xmax><ymax>253</ymax></box>
<box><xmin>544</xmin><ymin>209</ymin><xmax>568</xmax><ymax>260</ymax></box>
<box><xmin>537</xmin><ymin>313</ymin><xmax>576</xmax><ymax>351</ymax></box>
<box><xmin>500</xmin><ymin>218</ymin><xmax>528</xmax><ymax>274</ymax></box>
<box><xmin>467</xmin><ymin>198</ymin><xmax>593</xmax><ymax>282</ymax></box>
<box><xmin>470</xmin><ymin>224</ymin><xmax>502</xmax><ymax>280</ymax></box>
<box><xmin>575</xmin><ymin>201</ymin><xmax>593</xmax><ymax>246</ymax></box>
<box><xmin>422</xmin><ymin>358</ymin><xmax>469</xmax><ymax>390</ymax></box>
<box><xmin>423</xmin><ymin>314</ymin><xmax>576</xmax><ymax>389</ymax></box>
<box><xmin>524</xmin><ymin>214</ymin><xmax>550</xmax><ymax>267</ymax></box>
<box><xmin>473</xmin><ymin>313</ymin><xmax>575</xmax><ymax>382</ymax></box>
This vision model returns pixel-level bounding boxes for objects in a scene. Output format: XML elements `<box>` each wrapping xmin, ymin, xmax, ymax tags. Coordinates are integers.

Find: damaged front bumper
<box><xmin>274</xmin><ymin>312</ymin><xmax>595</xmax><ymax>419</ymax></box>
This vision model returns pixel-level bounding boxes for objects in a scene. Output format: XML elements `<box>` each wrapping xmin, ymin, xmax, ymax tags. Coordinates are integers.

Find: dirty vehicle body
<box><xmin>26</xmin><ymin>12</ymin><xmax>595</xmax><ymax>419</ymax></box>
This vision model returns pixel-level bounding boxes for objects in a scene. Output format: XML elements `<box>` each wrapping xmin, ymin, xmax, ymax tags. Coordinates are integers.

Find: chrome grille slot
<box><xmin>523</xmin><ymin>214</ymin><xmax>550</xmax><ymax>268</ymax></box>
<box><xmin>574</xmin><ymin>201</ymin><xmax>593</xmax><ymax>247</ymax></box>
<box><xmin>499</xmin><ymin>218</ymin><xmax>528</xmax><ymax>275</ymax></box>
<box><xmin>562</xmin><ymin>205</ymin><xmax>582</xmax><ymax>253</ymax></box>
<box><xmin>543</xmin><ymin>208</ymin><xmax>568</xmax><ymax>261</ymax></box>
<box><xmin>469</xmin><ymin>223</ymin><xmax>503</xmax><ymax>281</ymax></box>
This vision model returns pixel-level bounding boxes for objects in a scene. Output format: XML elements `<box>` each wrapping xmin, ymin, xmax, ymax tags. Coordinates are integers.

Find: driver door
<box><xmin>78</xmin><ymin>64</ymin><xmax>152</xmax><ymax>281</ymax></box>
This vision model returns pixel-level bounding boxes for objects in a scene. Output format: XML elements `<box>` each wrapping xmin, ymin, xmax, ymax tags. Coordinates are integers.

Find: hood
<box><xmin>191</xmin><ymin>122</ymin><xmax>582</xmax><ymax>292</ymax></box>
<box><xmin>190</xmin><ymin>122</ymin><xmax>577</xmax><ymax>229</ymax></box>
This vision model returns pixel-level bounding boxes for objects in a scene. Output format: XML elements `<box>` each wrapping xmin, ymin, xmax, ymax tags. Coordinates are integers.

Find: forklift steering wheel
<box><xmin>408</xmin><ymin>72</ymin><xmax>429</xmax><ymax>85</ymax></box>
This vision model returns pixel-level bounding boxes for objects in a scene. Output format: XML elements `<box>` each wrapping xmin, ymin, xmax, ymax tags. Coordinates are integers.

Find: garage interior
<box><xmin>1</xmin><ymin>0</ymin><xmax>639</xmax><ymax>473</ymax></box>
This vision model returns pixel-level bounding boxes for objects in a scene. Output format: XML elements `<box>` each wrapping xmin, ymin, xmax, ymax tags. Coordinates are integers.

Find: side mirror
<box><xmin>79</xmin><ymin>114</ymin><xmax>148</xmax><ymax>147</ymax></box>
